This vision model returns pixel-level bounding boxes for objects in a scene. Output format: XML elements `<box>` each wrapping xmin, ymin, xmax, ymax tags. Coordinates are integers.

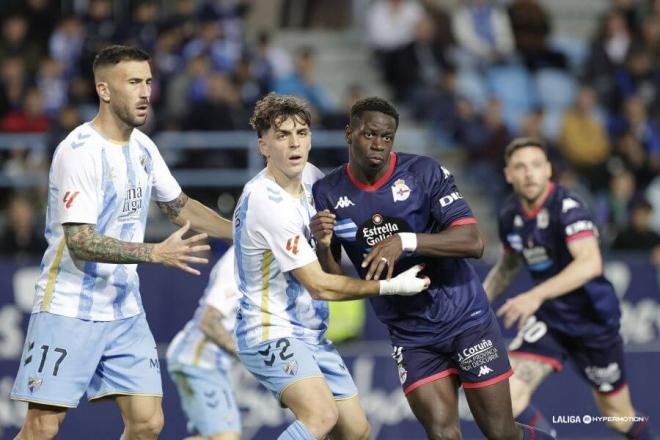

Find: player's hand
<box><xmin>496</xmin><ymin>291</ymin><xmax>543</xmax><ymax>330</ymax></box>
<box><xmin>379</xmin><ymin>264</ymin><xmax>430</xmax><ymax>296</ymax></box>
<box><xmin>310</xmin><ymin>209</ymin><xmax>336</xmax><ymax>249</ymax></box>
<box><xmin>362</xmin><ymin>234</ymin><xmax>403</xmax><ymax>280</ymax></box>
<box><xmin>153</xmin><ymin>220</ymin><xmax>210</xmax><ymax>275</ymax></box>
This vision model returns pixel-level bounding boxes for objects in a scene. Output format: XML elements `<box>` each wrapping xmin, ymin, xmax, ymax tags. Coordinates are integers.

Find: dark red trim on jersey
<box><xmin>522</xmin><ymin>182</ymin><xmax>555</xmax><ymax>220</ymax></box>
<box><xmin>566</xmin><ymin>230</ymin><xmax>595</xmax><ymax>244</ymax></box>
<box><xmin>449</xmin><ymin>217</ymin><xmax>477</xmax><ymax>227</ymax></box>
<box><xmin>462</xmin><ymin>369</ymin><xmax>513</xmax><ymax>389</ymax></box>
<box><xmin>599</xmin><ymin>382</ymin><xmax>628</xmax><ymax>396</ymax></box>
<box><xmin>502</xmin><ymin>243</ymin><xmax>513</xmax><ymax>253</ymax></box>
<box><xmin>403</xmin><ymin>368</ymin><xmax>459</xmax><ymax>394</ymax></box>
<box><xmin>345</xmin><ymin>152</ymin><xmax>397</xmax><ymax>192</ymax></box>
<box><xmin>509</xmin><ymin>351</ymin><xmax>563</xmax><ymax>372</ymax></box>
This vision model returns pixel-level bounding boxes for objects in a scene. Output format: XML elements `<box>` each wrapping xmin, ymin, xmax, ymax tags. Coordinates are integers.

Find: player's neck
<box><xmin>521</xmin><ymin>182</ymin><xmax>552</xmax><ymax>213</ymax></box>
<box><xmin>349</xmin><ymin>155</ymin><xmax>391</xmax><ymax>186</ymax></box>
<box><xmin>91</xmin><ymin>109</ymin><xmax>134</xmax><ymax>144</ymax></box>
<box><xmin>266</xmin><ymin>164</ymin><xmax>303</xmax><ymax>196</ymax></box>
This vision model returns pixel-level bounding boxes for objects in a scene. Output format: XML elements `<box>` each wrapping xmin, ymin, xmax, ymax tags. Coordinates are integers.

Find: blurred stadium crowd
<box><xmin>0</xmin><ymin>0</ymin><xmax>659</xmax><ymax>266</ymax></box>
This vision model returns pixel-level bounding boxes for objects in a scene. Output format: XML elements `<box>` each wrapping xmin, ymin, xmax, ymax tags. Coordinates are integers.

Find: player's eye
<box><xmin>365</xmin><ymin>132</ymin><xmax>373</xmax><ymax>139</ymax></box>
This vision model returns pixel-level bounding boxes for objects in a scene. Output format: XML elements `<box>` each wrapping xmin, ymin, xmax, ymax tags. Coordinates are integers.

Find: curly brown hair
<box><xmin>249</xmin><ymin>92</ymin><xmax>312</xmax><ymax>137</ymax></box>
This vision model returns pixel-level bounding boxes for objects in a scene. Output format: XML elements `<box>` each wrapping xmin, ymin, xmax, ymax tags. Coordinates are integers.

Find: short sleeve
<box><xmin>204</xmin><ymin>247</ymin><xmax>240</xmax><ymax>317</ymax></box>
<box><xmin>148</xmin><ymin>143</ymin><xmax>181</xmax><ymax>202</ymax></box>
<box><xmin>250</xmin><ymin>194</ymin><xmax>317</xmax><ymax>272</ymax></box>
<box><xmin>559</xmin><ymin>195</ymin><xmax>598</xmax><ymax>244</ymax></box>
<box><xmin>497</xmin><ymin>212</ymin><xmax>514</xmax><ymax>253</ymax></box>
<box><xmin>428</xmin><ymin>163</ymin><xmax>476</xmax><ymax>229</ymax></box>
<box><xmin>312</xmin><ymin>180</ymin><xmax>330</xmax><ymax>212</ymax></box>
<box><xmin>54</xmin><ymin>146</ymin><xmax>100</xmax><ymax>225</ymax></box>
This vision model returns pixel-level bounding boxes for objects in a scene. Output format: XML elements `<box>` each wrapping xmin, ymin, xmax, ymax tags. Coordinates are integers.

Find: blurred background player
<box><xmin>167</xmin><ymin>246</ymin><xmax>241</xmax><ymax>440</ymax></box>
<box><xmin>484</xmin><ymin>137</ymin><xmax>654</xmax><ymax>440</ymax></box>
<box><xmin>10</xmin><ymin>45</ymin><xmax>232</xmax><ymax>440</ymax></box>
<box><xmin>233</xmin><ymin>92</ymin><xmax>429</xmax><ymax>440</ymax></box>
<box><xmin>311</xmin><ymin>97</ymin><xmax>554</xmax><ymax>440</ymax></box>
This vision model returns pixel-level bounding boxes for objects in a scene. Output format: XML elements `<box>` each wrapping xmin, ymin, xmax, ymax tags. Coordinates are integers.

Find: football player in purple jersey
<box><xmin>311</xmin><ymin>98</ymin><xmax>554</xmax><ymax>440</ymax></box>
<box><xmin>484</xmin><ymin>137</ymin><xmax>654</xmax><ymax>439</ymax></box>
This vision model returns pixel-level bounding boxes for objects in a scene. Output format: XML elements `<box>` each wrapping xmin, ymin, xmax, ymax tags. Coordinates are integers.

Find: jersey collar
<box><xmin>345</xmin><ymin>152</ymin><xmax>397</xmax><ymax>192</ymax></box>
<box><xmin>521</xmin><ymin>181</ymin><xmax>555</xmax><ymax>219</ymax></box>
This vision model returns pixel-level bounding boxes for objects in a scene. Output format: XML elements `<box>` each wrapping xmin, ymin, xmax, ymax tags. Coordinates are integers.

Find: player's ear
<box><xmin>96</xmin><ymin>81</ymin><xmax>110</xmax><ymax>103</ymax></box>
<box><xmin>344</xmin><ymin>123</ymin><xmax>352</xmax><ymax>145</ymax></box>
<box><xmin>257</xmin><ymin>136</ymin><xmax>269</xmax><ymax>158</ymax></box>
<box><xmin>503</xmin><ymin>165</ymin><xmax>513</xmax><ymax>184</ymax></box>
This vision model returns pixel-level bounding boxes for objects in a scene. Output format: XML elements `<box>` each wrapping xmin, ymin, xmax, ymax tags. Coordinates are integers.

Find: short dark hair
<box><xmin>350</xmin><ymin>97</ymin><xmax>399</xmax><ymax>128</ymax></box>
<box><xmin>92</xmin><ymin>45</ymin><xmax>151</xmax><ymax>75</ymax></box>
<box><xmin>249</xmin><ymin>92</ymin><xmax>312</xmax><ymax>137</ymax></box>
<box><xmin>504</xmin><ymin>137</ymin><xmax>548</xmax><ymax>165</ymax></box>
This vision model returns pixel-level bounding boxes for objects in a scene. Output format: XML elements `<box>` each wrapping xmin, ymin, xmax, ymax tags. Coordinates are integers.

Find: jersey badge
<box><xmin>391</xmin><ymin>179</ymin><xmax>411</xmax><ymax>202</ymax></box>
<box><xmin>537</xmin><ymin>208</ymin><xmax>549</xmax><ymax>229</ymax></box>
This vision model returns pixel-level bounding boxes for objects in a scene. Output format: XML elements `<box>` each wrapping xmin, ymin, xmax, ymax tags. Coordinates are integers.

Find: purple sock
<box><xmin>516</xmin><ymin>404</ymin><xmax>556</xmax><ymax>438</ymax></box>
<box><xmin>624</xmin><ymin>413</ymin><xmax>653</xmax><ymax>440</ymax></box>
<box><xmin>517</xmin><ymin>422</ymin><xmax>556</xmax><ymax>439</ymax></box>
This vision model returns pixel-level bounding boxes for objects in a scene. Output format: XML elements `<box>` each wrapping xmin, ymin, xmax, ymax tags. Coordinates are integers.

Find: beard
<box><xmin>114</xmin><ymin>102</ymin><xmax>147</xmax><ymax>128</ymax></box>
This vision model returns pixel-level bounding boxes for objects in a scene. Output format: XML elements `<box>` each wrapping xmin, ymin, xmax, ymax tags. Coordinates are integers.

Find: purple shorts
<box><xmin>509</xmin><ymin>316</ymin><xmax>627</xmax><ymax>395</ymax></box>
<box><xmin>392</xmin><ymin>311</ymin><xmax>512</xmax><ymax>394</ymax></box>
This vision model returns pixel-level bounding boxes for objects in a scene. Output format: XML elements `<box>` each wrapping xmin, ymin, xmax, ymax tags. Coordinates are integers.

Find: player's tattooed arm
<box><xmin>156</xmin><ymin>191</ymin><xmax>189</xmax><ymax>222</ymax></box>
<box><xmin>64</xmin><ymin>223</ymin><xmax>156</xmax><ymax>264</ymax></box>
<box><xmin>199</xmin><ymin>305</ymin><xmax>237</xmax><ymax>358</ymax></box>
<box><xmin>157</xmin><ymin>191</ymin><xmax>232</xmax><ymax>242</ymax></box>
<box><xmin>483</xmin><ymin>250</ymin><xmax>522</xmax><ymax>302</ymax></box>
<box><xmin>63</xmin><ymin>221</ymin><xmax>210</xmax><ymax>274</ymax></box>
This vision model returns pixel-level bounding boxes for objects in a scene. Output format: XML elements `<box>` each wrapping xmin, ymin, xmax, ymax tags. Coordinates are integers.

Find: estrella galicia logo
<box><xmin>358</xmin><ymin>214</ymin><xmax>412</xmax><ymax>247</ymax></box>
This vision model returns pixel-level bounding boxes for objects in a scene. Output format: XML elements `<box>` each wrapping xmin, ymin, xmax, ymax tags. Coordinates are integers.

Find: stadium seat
<box><xmin>536</xmin><ymin>68</ymin><xmax>576</xmax><ymax>112</ymax></box>
<box><xmin>486</xmin><ymin>64</ymin><xmax>537</xmax><ymax>132</ymax></box>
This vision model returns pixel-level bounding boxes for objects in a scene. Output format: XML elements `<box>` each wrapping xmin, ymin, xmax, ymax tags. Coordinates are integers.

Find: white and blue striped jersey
<box><xmin>32</xmin><ymin>122</ymin><xmax>181</xmax><ymax>321</ymax></box>
<box><xmin>167</xmin><ymin>247</ymin><xmax>239</xmax><ymax>371</ymax></box>
<box><xmin>233</xmin><ymin>163</ymin><xmax>327</xmax><ymax>350</ymax></box>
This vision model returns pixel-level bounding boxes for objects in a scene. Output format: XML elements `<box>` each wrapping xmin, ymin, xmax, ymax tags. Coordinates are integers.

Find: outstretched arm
<box><xmin>198</xmin><ymin>305</ymin><xmax>237</xmax><ymax>358</ymax></box>
<box><xmin>293</xmin><ymin>260</ymin><xmax>429</xmax><ymax>301</ymax></box>
<box><xmin>157</xmin><ymin>192</ymin><xmax>232</xmax><ymax>242</ymax></box>
<box><xmin>483</xmin><ymin>248</ymin><xmax>522</xmax><ymax>302</ymax></box>
<box><xmin>64</xmin><ymin>220</ymin><xmax>210</xmax><ymax>275</ymax></box>
<box><xmin>497</xmin><ymin>237</ymin><xmax>603</xmax><ymax>329</ymax></box>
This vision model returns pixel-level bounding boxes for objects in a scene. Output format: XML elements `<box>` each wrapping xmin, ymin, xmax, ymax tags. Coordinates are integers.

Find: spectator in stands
<box><xmin>1</xmin><ymin>87</ymin><xmax>50</xmax><ymax>133</ymax></box>
<box><xmin>646</xmin><ymin>174</ymin><xmax>660</xmax><ymax>233</ymax></box>
<box><xmin>411</xmin><ymin>11</ymin><xmax>452</xmax><ymax>90</ymax></box>
<box><xmin>182</xmin><ymin>18</ymin><xmax>243</xmax><ymax>73</ymax></box>
<box><xmin>250</xmin><ymin>31</ymin><xmax>292</xmax><ymax>95</ymax></box>
<box><xmin>613</xmin><ymin>131</ymin><xmax>657</xmax><ymax>189</ymax></box>
<box><xmin>184</xmin><ymin>72</ymin><xmax>242</xmax><ymax>131</ymax></box>
<box><xmin>559</xmin><ymin>86</ymin><xmax>610</xmax><ymax>191</ymax></box>
<box><xmin>49</xmin><ymin>15</ymin><xmax>86</xmax><ymax>78</ymax></box>
<box><xmin>0</xmin><ymin>194</ymin><xmax>46</xmax><ymax>260</ymax></box>
<box><xmin>47</xmin><ymin>103</ymin><xmax>82</xmax><ymax>160</ymax></box>
<box><xmin>610</xmin><ymin>96</ymin><xmax>660</xmax><ymax>169</ymax></box>
<box><xmin>0</xmin><ymin>14</ymin><xmax>43</xmax><ymax>76</ymax></box>
<box><xmin>585</xmin><ymin>10</ymin><xmax>632</xmax><ymax>112</ymax></box>
<box><xmin>37</xmin><ymin>58</ymin><xmax>68</xmax><ymax>118</ymax></box>
<box><xmin>0</xmin><ymin>57</ymin><xmax>29</xmax><ymax>119</ymax></box>
<box><xmin>166</xmin><ymin>54</ymin><xmax>212</xmax><ymax>126</ymax></box>
<box><xmin>125</xmin><ymin>0</ymin><xmax>160</xmax><ymax>52</ymax></box>
<box><xmin>366</xmin><ymin>0</ymin><xmax>424</xmax><ymax>101</ymax></box>
<box><xmin>273</xmin><ymin>47</ymin><xmax>336</xmax><ymax>117</ymax></box>
<box><xmin>612</xmin><ymin>199</ymin><xmax>660</xmax><ymax>255</ymax></box>
<box><xmin>18</xmin><ymin>0</ymin><xmax>61</xmax><ymax>49</ymax></box>
<box><xmin>594</xmin><ymin>169</ymin><xmax>636</xmax><ymax>243</ymax></box>
<box><xmin>508</xmin><ymin>0</ymin><xmax>567</xmax><ymax>71</ymax></box>
<box><xmin>452</xmin><ymin>0</ymin><xmax>515</xmax><ymax>68</ymax></box>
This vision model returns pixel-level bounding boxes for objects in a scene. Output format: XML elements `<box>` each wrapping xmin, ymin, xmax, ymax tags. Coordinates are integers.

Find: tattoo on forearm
<box><xmin>156</xmin><ymin>192</ymin><xmax>189</xmax><ymax>221</ymax></box>
<box><xmin>487</xmin><ymin>256</ymin><xmax>521</xmax><ymax>297</ymax></box>
<box><xmin>64</xmin><ymin>224</ymin><xmax>155</xmax><ymax>264</ymax></box>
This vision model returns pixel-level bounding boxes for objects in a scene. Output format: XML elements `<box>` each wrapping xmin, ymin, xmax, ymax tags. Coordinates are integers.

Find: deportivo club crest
<box><xmin>398</xmin><ymin>364</ymin><xmax>408</xmax><ymax>384</ymax></box>
<box><xmin>284</xmin><ymin>360</ymin><xmax>299</xmax><ymax>376</ymax></box>
<box><xmin>391</xmin><ymin>179</ymin><xmax>411</xmax><ymax>202</ymax></box>
<box><xmin>28</xmin><ymin>377</ymin><xmax>42</xmax><ymax>393</ymax></box>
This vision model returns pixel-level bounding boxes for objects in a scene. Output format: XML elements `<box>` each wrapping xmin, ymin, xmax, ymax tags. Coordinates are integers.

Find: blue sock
<box><xmin>624</xmin><ymin>413</ymin><xmax>653</xmax><ymax>440</ymax></box>
<box><xmin>517</xmin><ymin>422</ymin><xmax>556</xmax><ymax>439</ymax></box>
<box><xmin>516</xmin><ymin>404</ymin><xmax>556</xmax><ymax>438</ymax></box>
<box><xmin>278</xmin><ymin>420</ymin><xmax>315</xmax><ymax>440</ymax></box>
